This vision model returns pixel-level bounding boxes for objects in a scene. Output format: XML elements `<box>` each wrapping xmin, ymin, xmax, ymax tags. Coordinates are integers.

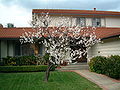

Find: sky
<box><xmin>0</xmin><ymin>0</ymin><xmax>120</xmax><ymax>27</ymax></box>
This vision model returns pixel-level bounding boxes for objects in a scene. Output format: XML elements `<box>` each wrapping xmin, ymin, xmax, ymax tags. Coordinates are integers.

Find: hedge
<box><xmin>1</xmin><ymin>54</ymin><xmax>49</xmax><ymax>66</ymax></box>
<box><xmin>105</xmin><ymin>55</ymin><xmax>120</xmax><ymax>79</ymax></box>
<box><xmin>0</xmin><ymin>65</ymin><xmax>55</xmax><ymax>72</ymax></box>
<box><xmin>89</xmin><ymin>55</ymin><xmax>120</xmax><ymax>79</ymax></box>
<box><xmin>2</xmin><ymin>56</ymin><xmax>38</xmax><ymax>66</ymax></box>
<box><xmin>88</xmin><ymin>56</ymin><xmax>107</xmax><ymax>74</ymax></box>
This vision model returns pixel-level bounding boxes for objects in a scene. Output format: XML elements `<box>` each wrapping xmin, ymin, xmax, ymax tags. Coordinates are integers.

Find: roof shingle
<box><xmin>32</xmin><ymin>9</ymin><xmax>120</xmax><ymax>17</ymax></box>
<box><xmin>0</xmin><ymin>27</ymin><xmax>120</xmax><ymax>39</ymax></box>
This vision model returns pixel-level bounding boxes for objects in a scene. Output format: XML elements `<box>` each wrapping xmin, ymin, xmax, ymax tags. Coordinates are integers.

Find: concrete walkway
<box><xmin>73</xmin><ymin>70</ymin><xmax>120</xmax><ymax>90</ymax></box>
<box><xmin>60</xmin><ymin>63</ymin><xmax>89</xmax><ymax>70</ymax></box>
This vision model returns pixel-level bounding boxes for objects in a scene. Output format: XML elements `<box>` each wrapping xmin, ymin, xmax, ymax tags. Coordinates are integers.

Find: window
<box><xmin>21</xmin><ymin>43</ymin><xmax>34</xmax><ymax>56</ymax></box>
<box><xmin>39</xmin><ymin>44</ymin><xmax>44</xmax><ymax>56</ymax></box>
<box><xmin>92</xmin><ymin>18</ymin><xmax>101</xmax><ymax>27</ymax></box>
<box><xmin>0</xmin><ymin>40</ymin><xmax>1</xmax><ymax>60</ymax></box>
<box><xmin>76</xmin><ymin>17</ymin><xmax>86</xmax><ymax>27</ymax></box>
<box><xmin>14</xmin><ymin>41</ymin><xmax>21</xmax><ymax>56</ymax></box>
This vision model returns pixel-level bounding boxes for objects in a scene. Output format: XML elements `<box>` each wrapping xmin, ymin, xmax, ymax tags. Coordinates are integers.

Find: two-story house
<box><xmin>33</xmin><ymin>8</ymin><xmax>120</xmax><ymax>27</ymax></box>
<box><xmin>0</xmin><ymin>8</ymin><xmax>120</xmax><ymax>62</ymax></box>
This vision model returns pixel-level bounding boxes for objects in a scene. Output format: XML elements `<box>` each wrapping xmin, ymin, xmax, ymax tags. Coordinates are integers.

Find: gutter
<box><xmin>0</xmin><ymin>38</ymin><xmax>19</xmax><ymax>40</ymax></box>
<box><xmin>33</xmin><ymin>13</ymin><xmax>120</xmax><ymax>17</ymax></box>
<box><xmin>101</xmin><ymin>34</ymin><xmax>120</xmax><ymax>40</ymax></box>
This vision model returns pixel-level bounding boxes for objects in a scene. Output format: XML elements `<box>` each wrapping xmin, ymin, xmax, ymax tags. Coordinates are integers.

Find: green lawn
<box><xmin>0</xmin><ymin>71</ymin><xmax>101</xmax><ymax>90</ymax></box>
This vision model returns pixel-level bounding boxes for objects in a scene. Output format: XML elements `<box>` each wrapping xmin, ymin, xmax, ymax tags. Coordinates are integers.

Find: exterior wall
<box><xmin>8</xmin><ymin>41</ymin><xmax>14</xmax><ymax>56</ymax></box>
<box><xmin>86</xmin><ymin>18</ymin><xmax>92</xmax><ymax>26</ymax></box>
<box><xmin>39</xmin><ymin>44</ymin><xmax>45</xmax><ymax>56</ymax></box>
<box><xmin>36</xmin><ymin>14</ymin><xmax>120</xmax><ymax>28</ymax></box>
<box><xmin>105</xmin><ymin>17</ymin><xmax>120</xmax><ymax>27</ymax></box>
<box><xmin>40</xmin><ymin>16</ymin><xmax>100</xmax><ymax>27</ymax></box>
<box><xmin>87</xmin><ymin>37</ymin><xmax>120</xmax><ymax>61</ymax></box>
<box><xmin>36</xmin><ymin>15</ymin><xmax>73</xmax><ymax>27</ymax></box>
<box><xmin>49</xmin><ymin>16</ymin><xmax>74</xmax><ymax>27</ymax></box>
<box><xmin>71</xmin><ymin>17</ymin><xmax>77</xmax><ymax>26</ymax></box>
<box><xmin>35</xmin><ymin>13</ymin><xmax>120</xmax><ymax>28</ymax></box>
<box><xmin>84</xmin><ymin>17</ymin><xmax>120</xmax><ymax>27</ymax></box>
<box><xmin>101</xmin><ymin>18</ymin><xmax>105</xmax><ymax>27</ymax></box>
<box><xmin>0</xmin><ymin>40</ymin><xmax>1</xmax><ymax>60</ymax></box>
<box><xmin>0</xmin><ymin>39</ymin><xmax>45</xmax><ymax>58</ymax></box>
<box><xmin>1</xmin><ymin>40</ymin><xmax>7</xmax><ymax>58</ymax></box>
<box><xmin>0</xmin><ymin>40</ymin><xmax>14</xmax><ymax>58</ymax></box>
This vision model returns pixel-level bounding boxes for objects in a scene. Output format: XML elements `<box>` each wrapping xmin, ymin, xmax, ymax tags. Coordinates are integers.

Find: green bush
<box><xmin>43</xmin><ymin>53</ymin><xmax>50</xmax><ymax>63</ymax></box>
<box><xmin>89</xmin><ymin>55</ymin><xmax>120</xmax><ymax>79</ymax></box>
<box><xmin>105</xmin><ymin>55</ymin><xmax>120</xmax><ymax>79</ymax></box>
<box><xmin>0</xmin><ymin>60</ymin><xmax>4</xmax><ymax>66</ymax></box>
<box><xmin>1</xmin><ymin>55</ymin><xmax>44</xmax><ymax>66</ymax></box>
<box><xmin>0</xmin><ymin>65</ymin><xmax>55</xmax><ymax>72</ymax></box>
<box><xmin>36</xmin><ymin>54</ymin><xmax>49</xmax><ymax>65</ymax></box>
<box><xmin>2</xmin><ymin>56</ymin><xmax>16</xmax><ymax>66</ymax></box>
<box><xmin>17</xmin><ymin>56</ymin><xmax>37</xmax><ymax>65</ymax></box>
<box><xmin>89</xmin><ymin>56</ymin><xmax>107</xmax><ymax>74</ymax></box>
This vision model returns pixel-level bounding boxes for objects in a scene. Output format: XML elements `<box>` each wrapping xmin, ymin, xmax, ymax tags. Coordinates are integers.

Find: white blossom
<box><xmin>20</xmin><ymin>12</ymin><xmax>100</xmax><ymax>64</ymax></box>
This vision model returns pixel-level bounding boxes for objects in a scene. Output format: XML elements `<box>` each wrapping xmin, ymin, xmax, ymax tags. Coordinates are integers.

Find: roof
<box><xmin>0</xmin><ymin>27</ymin><xmax>33</xmax><ymax>38</ymax></box>
<box><xmin>95</xmin><ymin>27</ymin><xmax>120</xmax><ymax>39</ymax></box>
<box><xmin>32</xmin><ymin>9</ymin><xmax>120</xmax><ymax>17</ymax></box>
<box><xmin>0</xmin><ymin>27</ymin><xmax>120</xmax><ymax>39</ymax></box>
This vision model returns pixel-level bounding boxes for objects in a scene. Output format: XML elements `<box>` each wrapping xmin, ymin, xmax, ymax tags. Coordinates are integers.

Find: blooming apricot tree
<box><xmin>20</xmin><ymin>13</ymin><xmax>100</xmax><ymax>82</ymax></box>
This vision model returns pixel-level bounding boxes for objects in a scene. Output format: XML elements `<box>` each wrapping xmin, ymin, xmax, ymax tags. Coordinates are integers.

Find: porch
<box><xmin>0</xmin><ymin>39</ymin><xmax>44</xmax><ymax>59</ymax></box>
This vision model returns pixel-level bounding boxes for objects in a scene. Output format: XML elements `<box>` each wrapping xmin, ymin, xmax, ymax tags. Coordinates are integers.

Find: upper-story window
<box><xmin>92</xmin><ymin>18</ymin><xmax>101</xmax><ymax>27</ymax></box>
<box><xmin>76</xmin><ymin>17</ymin><xmax>86</xmax><ymax>27</ymax></box>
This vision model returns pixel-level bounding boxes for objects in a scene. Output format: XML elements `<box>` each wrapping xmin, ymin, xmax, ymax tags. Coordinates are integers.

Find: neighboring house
<box><xmin>0</xmin><ymin>8</ymin><xmax>120</xmax><ymax>62</ymax></box>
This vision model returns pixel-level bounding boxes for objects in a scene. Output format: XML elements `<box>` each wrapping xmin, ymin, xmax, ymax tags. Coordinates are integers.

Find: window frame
<box><xmin>76</xmin><ymin>17</ymin><xmax>86</xmax><ymax>27</ymax></box>
<box><xmin>92</xmin><ymin>18</ymin><xmax>101</xmax><ymax>27</ymax></box>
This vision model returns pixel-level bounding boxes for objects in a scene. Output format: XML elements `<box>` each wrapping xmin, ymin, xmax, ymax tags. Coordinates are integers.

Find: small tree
<box><xmin>20</xmin><ymin>13</ymin><xmax>100</xmax><ymax>82</ymax></box>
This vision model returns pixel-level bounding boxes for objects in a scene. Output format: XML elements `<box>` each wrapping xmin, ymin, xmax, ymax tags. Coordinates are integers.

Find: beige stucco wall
<box><xmin>105</xmin><ymin>17</ymin><xmax>120</xmax><ymax>27</ymax></box>
<box><xmin>49</xmin><ymin>16</ymin><xmax>72</xmax><ymax>27</ymax></box>
<box><xmin>101</xmin><ymin>18</ymin><xmax>105</xmax><ymax>27</ymax></box>
<box><xmin>36</xmin><ymin>13</ymin><xmax>120</xmax><ymax>27</ymax></box>
<box><xmin>37</xmin><ymin>15</ymin><xmax>94</xmax><ymax>27</ymax></box>
<box><xmin>45</xmin><ymin>16</ymin><xmax>104</xmax><ymax>27</ymax></box>
<box><xmin>48</xmin><ymin>16</ymin><xmax>94</xmax><ymax>27</ymax></box>
<box><xmin>87</xmin><ymin>37</ymin><xmax>120</xmax><ymax>61</ymax></box>
<box><xmin>84</xmin><ymin>17</ymin><xmax>120</xmax><ymax>28</ymax></box>
<box><xmin>86</xmin><ymin>18</ymin><xmax>92</xmax><ymax>26</ymax></box>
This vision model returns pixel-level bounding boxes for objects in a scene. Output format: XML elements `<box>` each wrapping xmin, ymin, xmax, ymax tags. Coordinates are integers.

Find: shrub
<box><xmin>36</xmin><ymin>54</ymin><xmax>49</xmax><ymax>65</ymax></box>
<box><xmin>89</xmin><ymin>56</ymin><xmax>107</xmax><ymax>74</ymax></box>
<box><xmin>18</xmin><ymin>56</ymin><xmax>37</xmax><ymax>65</ymax></box>
<box><xmin>1</xmin><ymin>55</ymin><xmax>43</xmax><ymax>66</ymax></box>
<box><xmin>43</xmin><ymin>53</ymin><xmax>50</xmax><ymax>63</ymax></box>
<box><xmin>2</xmin><ymin>56</ymin><xmax>15</xmax><ymax>66</ymax></box>
<box><xmin>89</xmin><ymin>55</ymin><xmax>120</xmax><ymax>79</ymax></box>
<box><xmin>105</xmin><ymin>55</ymin><xmax>120</xmax><ymax>79</ymax></box>
<box><xmin>0</xmin><ymin>65</ymin><xmax>55</xmax><ymax>72</ymax></box>
<box><xmin>0</xmin><ymin>60</ymin><xmax>4</xmax><ymax>66</ymax></box>
<box><xmin>32</xmin><ymin>53</ymin><xmax>50</xmax><ymax>65</ymax></box>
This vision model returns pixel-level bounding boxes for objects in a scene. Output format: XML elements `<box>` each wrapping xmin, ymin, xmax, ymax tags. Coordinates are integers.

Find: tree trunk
<box><xmin>44</xmin><ymin>62</ymin><xmax>54</xmax><ymax>82</ymax></box>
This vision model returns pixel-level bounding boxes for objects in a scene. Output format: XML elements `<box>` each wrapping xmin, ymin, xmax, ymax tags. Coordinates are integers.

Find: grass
<box><xmin>0</xmin><ymin>71</ymin><xmax>101</xmax><ymax>90</ymax></box>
